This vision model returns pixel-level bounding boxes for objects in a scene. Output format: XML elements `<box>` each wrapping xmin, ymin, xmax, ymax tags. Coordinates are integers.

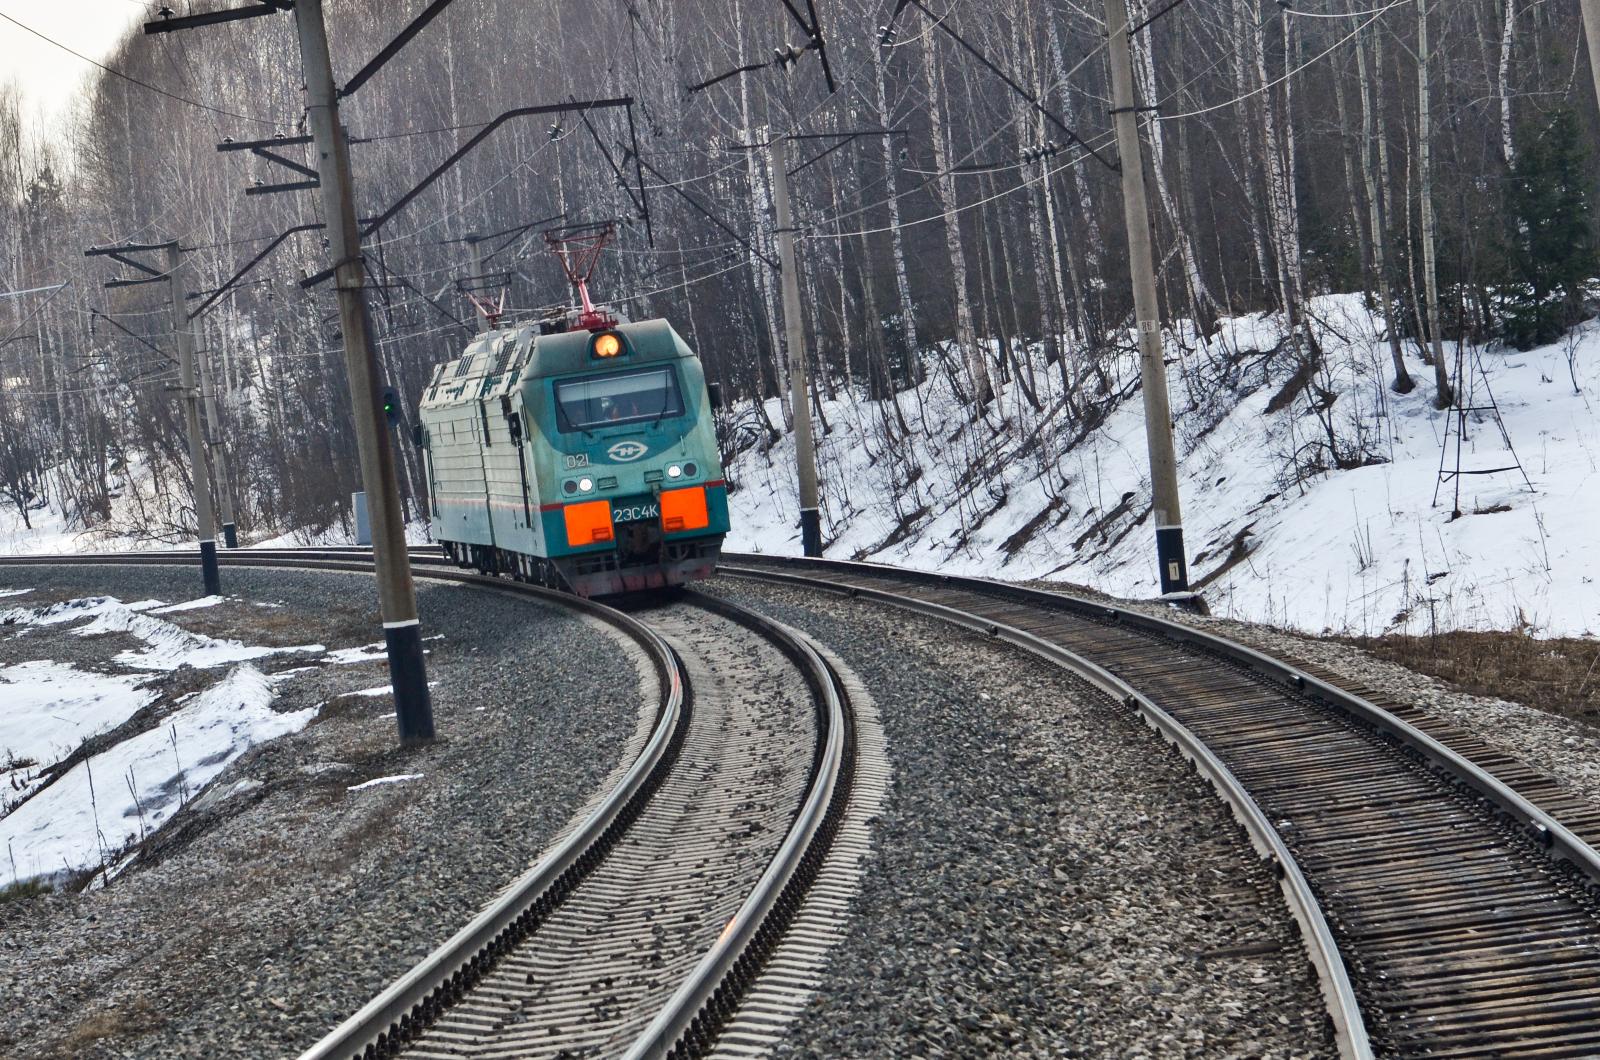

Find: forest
<box><xmin>0</xmin><ymin>0</ymin><xmax>1596</xmax><ymax>545</ymax></box>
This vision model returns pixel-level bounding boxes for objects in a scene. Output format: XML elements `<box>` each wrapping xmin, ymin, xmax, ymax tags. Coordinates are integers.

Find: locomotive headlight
<box><xmin>592</xmin><ymin>332</ymin><xmax>623</xmax><ymax>359</ymax></box>
<box><xmin>578</xmin><ymin>476</ymin><xmax>595</xmax><ymax>493</ymax></box>
<box><xmin>666</xmin><ymin>464</ymin><xmax>682</xmax><ymax>479</ymax></box>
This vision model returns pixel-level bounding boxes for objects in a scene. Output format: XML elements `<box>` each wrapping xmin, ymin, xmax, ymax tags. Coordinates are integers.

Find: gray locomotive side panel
<box><xmin>480</xmin><ymin>394</ymin><xmax>540</xmax><ymax>555</ymax></box>
<box><xmin>423</xmin><ymin>405</ymin><xmax>495</xmax><ymax>547</ymax></box>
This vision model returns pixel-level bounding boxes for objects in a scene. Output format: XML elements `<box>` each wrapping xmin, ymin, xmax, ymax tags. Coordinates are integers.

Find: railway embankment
<box><xmin>0</xmin><ymin>565</ymin><xmax>648</xmax><ymax>1059</ymax></box>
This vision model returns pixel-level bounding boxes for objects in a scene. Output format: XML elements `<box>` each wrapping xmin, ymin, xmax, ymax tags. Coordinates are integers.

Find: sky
<box><xmin>0</xmin><ymin>1</ymin><xmax>149</xmax><ymax>142</ymax></box>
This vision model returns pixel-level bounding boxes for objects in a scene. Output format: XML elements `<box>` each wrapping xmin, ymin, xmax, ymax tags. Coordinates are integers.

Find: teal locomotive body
<box><xmin>416</xmin><ymin>314</ymin><xmax>728</xmax><ymax>596</ymax></box>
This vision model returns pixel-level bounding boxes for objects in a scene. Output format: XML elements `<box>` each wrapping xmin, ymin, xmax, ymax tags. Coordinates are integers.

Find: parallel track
<box><xmin>0</xmin><ymin>552</ymin><xmax>857</xmax><ymax>1060</ymax></box>
<box><xmin>16</xmin><ymin>546</ymin><xmax>1600</xmax><ymax>1056</ymax></box>
<box><xmin>715</xmin><ymin>554</ymin><xmax>1600</xmax><ymax>1060</ymax></box>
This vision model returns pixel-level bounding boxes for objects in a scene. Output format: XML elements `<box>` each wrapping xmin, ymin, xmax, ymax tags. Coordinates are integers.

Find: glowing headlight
<box><xmin>578</xmin><ymin>477</ymin><xmax>595</xmax><ymax>493</ymax></box>
<box><xmin>666</xmin><ymin>464</ymin><xmax>682</xmax><ymax>479</ymax></box>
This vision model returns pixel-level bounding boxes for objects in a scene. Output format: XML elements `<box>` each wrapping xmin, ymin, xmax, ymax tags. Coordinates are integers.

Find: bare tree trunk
<box><xmin>1356</xmin><ymin>21</ymin><xmax>1415</xmax><ymax>393</ymax></box>
<box><xmin>1499</xmin><ymin>0</ymin><xmax>1518</xmax><ymax>165</ymax></box>
<box><xmin>921</xmin><ymin>32</ymin><xmax>991</xmax><ymax>406</ymax></box>
<box><xmin>1130</xmin><ymin>0</ymin><xmax>1218</xmax><ymax>331</ymax></box>
<box><xmin>1416</xmin><ymin>0</ymin><xmax>1455</xmax><ymax>407</ymax></box>
<box><xmin>873</xmin><ymin>45</ymin><xmax>921</xmax><ymax>379</ymax></box>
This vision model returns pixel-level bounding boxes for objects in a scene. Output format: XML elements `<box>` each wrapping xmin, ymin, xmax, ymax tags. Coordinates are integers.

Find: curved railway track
<box><xmin>711</xmin><ymin>553</ymin><xmax>1600</xmax><ymax>1060</ymax></box>
<box><xmin>11</xmin><ymin>546</ymin><xmax>1600</xmax><ymax>1056</ymax></box>
<box><xmin>0</xmin><ymin>551</ymin><xmax>859</xmax><ymax>1060</ymax></box>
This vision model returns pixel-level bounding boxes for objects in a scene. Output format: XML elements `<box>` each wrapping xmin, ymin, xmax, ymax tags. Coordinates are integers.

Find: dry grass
<box><xmin>54</xmin><ymin>998</ymin><xmax>165</xmax><ymax>1052</ymax></box>
<box><xmin>180</xmin><ymin>602</ymin><xmax>373</xmax><ymax>648</ymax></box>
<box><xmin>0</xmin><ymin>878</ymin><xmax>51</xmax><ymax>904</ymax></box>
<box><xmin>1349</xmin><ymin>631</ymin><xmax>1600</xmax><ymax>723</ymax></box>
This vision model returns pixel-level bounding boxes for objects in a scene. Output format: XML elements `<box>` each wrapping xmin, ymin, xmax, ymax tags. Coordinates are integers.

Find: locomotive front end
<box><xmin>531</xmin><ymin>320</ymin><xmax>728</xmax><ymax>596</ymax></box>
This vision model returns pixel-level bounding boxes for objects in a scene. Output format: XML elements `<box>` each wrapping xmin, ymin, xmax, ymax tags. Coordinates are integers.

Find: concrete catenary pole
<box><xmin>164</xmin><ymin>242</ymin><xmax>222</xmax><ymax>596</ymax></box>
<box><xmin>769</xmin><ymin>134</ymin><xmax>822</xmax><ymax>557</ymax></box>
<box><xmin>295</xmin><ymin>0</ymin><xmax>434</xmax><ymax>743</ymax></box>
<box><xmin>194</xmin><ymin>328</ymin><xmax>238</xmax><ymax>547</ymax></box>
<box><xmin>1582</xmin><ymin>0</ymin><xmax>1600</xmax><ymax>121</ymax></box>
<box><xmin>1103</xmin><ymin>0</ymin><xmax>1189</xmax><ymax>595</ymax></box>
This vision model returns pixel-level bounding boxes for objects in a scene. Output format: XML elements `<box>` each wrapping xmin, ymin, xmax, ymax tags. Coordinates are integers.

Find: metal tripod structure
<box><xmin>1432</xmin><ymin>342</ymin><xmax>1534</xmax><ymax>519</ymax></box>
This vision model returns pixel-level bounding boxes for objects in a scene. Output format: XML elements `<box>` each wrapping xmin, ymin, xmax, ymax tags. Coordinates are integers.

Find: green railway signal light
<box><xmin>382</xmin><ymin>386</ymin><xmax>401</xmax><ymax>429</ymax></box>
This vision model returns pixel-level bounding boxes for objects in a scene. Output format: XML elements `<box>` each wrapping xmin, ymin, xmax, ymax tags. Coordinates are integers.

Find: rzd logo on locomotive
<box><xmin>607</xmin><ymin>440</ymin><xmax>649</xmax><ymax>462</ymax></box>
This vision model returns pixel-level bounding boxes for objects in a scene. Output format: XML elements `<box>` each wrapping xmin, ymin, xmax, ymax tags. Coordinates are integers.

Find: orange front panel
<box><xmin>564</xmin><ymin>499</ymin><xmax>615</xmax><ymax>547</ymax></box>
<box><xmin>660</xmin><ymin>486</ymin><xmax>709</xmax><ymax>533</ymax></box>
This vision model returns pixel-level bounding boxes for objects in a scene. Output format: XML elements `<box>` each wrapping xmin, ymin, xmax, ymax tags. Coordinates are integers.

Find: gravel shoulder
<box><xmin>703</xmin><ymin>576</ymin><xmax>1335</xmax><ymax>1060</ymax></box>
<box><xmin>0</xmin><ymin>563</ymin><xmax>649</xmax><ymax>1059</ymax></box>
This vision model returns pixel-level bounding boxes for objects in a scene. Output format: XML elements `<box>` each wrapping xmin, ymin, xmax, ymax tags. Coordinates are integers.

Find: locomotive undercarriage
<box><xmin>439</xmin><ymin>533</ymin><xmax>722</xmax><ymax>598</ymax></box>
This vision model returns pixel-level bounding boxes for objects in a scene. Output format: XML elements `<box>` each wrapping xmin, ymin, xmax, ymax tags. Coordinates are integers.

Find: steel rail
<box><xmin>0</xmin><ymin>550</ymin><xmax>686</xmax><ymax>1059</ymax></box>
<box><xmin>723</xmin><ymin>553</ymin><xmax>1600</xmax><ymax>890</ymax></box>
<box><xmin>0</xmin><ymin>550</ymin><xmax>856</xmax><ymax>1059</ymax></box>
<box><xmin>718</xmin><ymin>559</ymin><xmax>1371</xmax><ymax>1060</ymax></box>
<box><xmin>621</xmin><ymin>590</ymin><xmax>852</xmax><ymax>1060</ymax></box>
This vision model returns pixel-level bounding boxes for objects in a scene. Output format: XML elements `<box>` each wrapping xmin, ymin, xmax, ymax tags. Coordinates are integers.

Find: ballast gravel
<box><xmin>0</xmin><ymin>563</ymin><xmax>646</xmax><ymax>1059</ymax></box>
<box><xmin>703</xmin><ymin>577</ymin><xmax>1335</xmax><ymax>1060</ymax></box>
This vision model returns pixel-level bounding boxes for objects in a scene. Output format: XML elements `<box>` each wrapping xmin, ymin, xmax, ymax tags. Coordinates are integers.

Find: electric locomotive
<box><xmin>415</xmin><ymin>296</ymin><xmax>728</xmax><ymax>597</ymax></box>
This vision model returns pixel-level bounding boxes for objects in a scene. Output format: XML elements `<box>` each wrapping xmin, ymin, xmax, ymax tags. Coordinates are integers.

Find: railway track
<box><xmin>0</xmin><ymin>551</ymin><xmax>862</xmax><ymax>1059</ymax></box>
<box><xmin>711</xmin><ymin>553</ymin><xmax>1600</xmax><ymax>1060</ymax></box>
<box><xmin>14</xmin><ymin>546</ymin><xmax>1600</xmax><ymax>1056</ymax></box>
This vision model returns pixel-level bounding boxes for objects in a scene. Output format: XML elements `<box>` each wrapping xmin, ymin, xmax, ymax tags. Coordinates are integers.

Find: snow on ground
<box><xmin>0</xmin><ymin>662</ymin><xmax>157</xmax><ymax>808</ymax></box>
<box><xmin>0</xmin><ymin>665</ymin><xmax>316</xmax><ymax>888</ymax></box>
<box><xmin>3</xmin><ymin>595</ymin><xmax>324</xmax><ymax>671</ymax></box>
<box><xmin>323</xmin><ymin>643</ymin><xmax>389</xmax><ymax>665</ymax></box>
<box><xmin>148</xmin><ymin>596</ymin><xmax>226</xmax><ymax>614</ymax></box>
<box><xmin>75</xmin><ymin>600</ymin><xmax>323</xmax><ymax>671</ymax></box>
<box><xmin>0</xmin><ymin>594</ymin><xmax>337</xmax><ymax>888</ymax></box>
<box><xmin>347</xmin><ymin>773</ymin><xmax>424</xmax><ymax>792</ymax></box>
<box><xmin>727</xmin><ymin>293</ymin><xmax>1600</xmax><ymax>638</ymax></box>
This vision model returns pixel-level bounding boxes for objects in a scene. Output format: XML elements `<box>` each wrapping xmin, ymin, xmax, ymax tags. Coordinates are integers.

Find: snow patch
<box><xmin>149</xmin><ymin>596</ymin><xmax>227</xmax><ymax>614</ymax></box>
<box><xmin>347</xmin><ymin>773</ymin><xmax>423</xmax><ymax>792</ymax></box>
<box><xmin>0</xmin><ymin>661</ymin><xmax>157</xmax><ymax>807</ymax></box>
<box><xmin>323</xmin><ymin>643</ymin><xmax>388</xmax><ymax>665</ymax></box>
<box><xmin>0</xmin><ymin>664</ymin><xmax>317</xmax><ymax>888</ymax></box>
<box><xmin>69</xmin><ymin>599</ymin><xmax>322</xmax><ymax>671</ymax></box>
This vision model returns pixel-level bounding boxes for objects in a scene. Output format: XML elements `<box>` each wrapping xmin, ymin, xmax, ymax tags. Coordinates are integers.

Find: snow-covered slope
<box><xmin>726</xmin><ymin>294</ymin><xmax>1598</xmax><ymax>638</ymax></box>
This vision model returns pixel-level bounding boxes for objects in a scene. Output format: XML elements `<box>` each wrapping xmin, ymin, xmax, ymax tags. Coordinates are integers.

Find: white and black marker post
<box><xmin>164</xmin><ymin>242</ymin><xmax>222</xmax><ymax>596</ymax></box>
<box><xmin>1103</xmin><ymin>0</ymin><xmax>1188</xmax><ymax>594</ymax></box>
<box><xmin>295</xmin><ymin>0</ymin><xmax>434</xmax><ymax>743</ymax></box>
<box><xmin>769</xmin><ymin>134</ymin><xmax>823</xmax><ymax>557</ymax></box>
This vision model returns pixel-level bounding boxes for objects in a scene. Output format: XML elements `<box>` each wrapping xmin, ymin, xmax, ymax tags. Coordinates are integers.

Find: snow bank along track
<box><xmin>716</xmin><ymin>554</ymin><xmax>1600</xmax><ymax>1060</ymax></box>
<box><xmin>0</xmin><ymin>552</ymin><xmax>858</xmax><ymax>1060</ymax></box>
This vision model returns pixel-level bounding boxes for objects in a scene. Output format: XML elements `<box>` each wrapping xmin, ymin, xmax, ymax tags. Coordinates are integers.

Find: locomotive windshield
<box><xmin>555</xmin><ymin>366</ymin><xmax>685</xmax><ymax>431</ymax></box>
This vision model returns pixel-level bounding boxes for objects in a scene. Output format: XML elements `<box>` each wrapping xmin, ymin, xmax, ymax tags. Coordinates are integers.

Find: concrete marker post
<box><xmin>1104</xmin><ymin>0</ymin><xmax>1189</xmax><ymax>595</ymax></box>
<box><xmin>295</xmin><ymin>0</ymin><xmax>433</xmax><ymax>743</ymax></box>
<box><xmin>164</xmin><ymin>242</ymin><xmax>222</xmax><ymax>596</ymax></box>
<box><xmin>769</xmin><ymin>134</ymin><xmax>823</xmax><ymax>558</ymax></box>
